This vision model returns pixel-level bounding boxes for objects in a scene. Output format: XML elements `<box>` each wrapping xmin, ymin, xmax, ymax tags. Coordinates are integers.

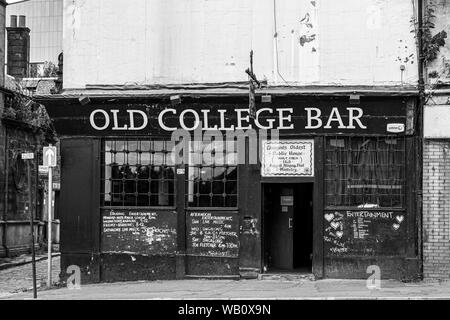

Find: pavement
<box><xmin>0</xmin><ymin>254</ymin><xmax>60</xmax><ymax>298</ymax></box>
<box><xmin>2</xmin><ymin>254</ymin><xmax>450</xmax><ymax>300</ymax></box>
<box><xmin>1</xmin><ymin>266</ymin><xmax>450</xmax><ymax>299</ymax></box>
<box><xmin>0</xmin><ymin>252</ymin><xmax>60</xmax><ymax>270</ymax></box>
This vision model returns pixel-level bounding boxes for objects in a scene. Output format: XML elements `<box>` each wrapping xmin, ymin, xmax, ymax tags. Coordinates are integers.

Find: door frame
<box><xmin>261</xmin><ymin>180</ymin><xmax>323</xmax><ymax>276</ymax></box>
<box><xmin>260</xmin><ymin>137</ymin><xmax>324</xmax><ymax>278</ymax></box>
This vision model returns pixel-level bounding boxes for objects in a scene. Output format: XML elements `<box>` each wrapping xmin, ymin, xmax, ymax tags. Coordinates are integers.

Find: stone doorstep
<box><xmin>258</xmin><ymin>273</ymin><xmax>316</xmax><ymax>281</ymax></box>
<box><xmin>0</xmin><ymin>252</ymin><xmax>60</xmax><ymax>271</ymax></box>
<box><xmin>184</xmin><ymin>275</ymin><xmax>240</xmax><ymax>280</ymax></box>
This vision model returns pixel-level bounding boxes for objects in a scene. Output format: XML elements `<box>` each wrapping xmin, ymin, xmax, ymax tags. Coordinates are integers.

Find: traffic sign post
<box><xmin>21</xmin><ymin>152</ymin><xmax>37</xmax><ymax>299</ymax></box>
<box><xmin>43</xmin><ymin>145</ymin><xmax>57</xmax><ymax>289</ymax></box>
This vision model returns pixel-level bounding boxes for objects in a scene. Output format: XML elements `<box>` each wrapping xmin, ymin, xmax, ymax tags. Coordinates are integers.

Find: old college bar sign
<box><xmin>44</xmin><ymin>97</ymin><xmax>408</xmax><ymax>136</ymax></box>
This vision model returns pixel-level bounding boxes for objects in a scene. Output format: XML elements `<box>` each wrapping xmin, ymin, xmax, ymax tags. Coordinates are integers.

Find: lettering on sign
<box><xmin>102</xmin><ymin>209</ymin><xmax>177</xmax><ymax>254</ymax></box>
<box><xmin>88</xmin><ymin>107</ymin><xmax>369</xmax><ymax>132</ymax></box>
<box><xmin>261</xmin><ymin>140</ymin><xmax>314</xmax><ymax>177</ymax></box>
<box><xmin>280</xmin><ymin>196</ymin><xmax>294</xmax><ymax>206</ymax></box>
<box><xmin>324</xmin><ymin>210</ymin><xmax>406</xmax><ymax>256</ymax></box>
<box><xmin>187</xmin><ymin>211</ymin><xmax>239</xmax><ymax>257</ymax></box>
<box><xmin>46</xmin><ymin>98</ymin><xmax>409</xmax><ymax>136</ymax></box>
<box><xmin>21</xmin><ymin>153</ymin><xmax>34</xmax><ymax>160</ymax></box>
<box><xmin>387</xmin><ymin>123</ymin><xmax>405</xmax><ymax>133</ymax></box>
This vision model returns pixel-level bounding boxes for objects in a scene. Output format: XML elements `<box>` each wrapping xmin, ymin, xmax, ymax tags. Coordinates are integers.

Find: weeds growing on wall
<box><xmin>411</xmin><ymin>0</ymin><xmax>447</xmax><ymax>65</ymax></box>
<box><xmin>2</xmin><ymin>90</ymin><xmax>56</xmax><ymax>142</ymax></box>
<box><xmin>422</xmin><ymin>1</ymin><xmax>447</xmax><ymax>64</ymax></box>
<box><xmin>411</xmin><ymin>0</ymin><xmax>448</xmax><ymax>83</ymax></box>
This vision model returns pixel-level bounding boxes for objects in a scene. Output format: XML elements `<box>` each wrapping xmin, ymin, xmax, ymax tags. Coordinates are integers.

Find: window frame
<box><xmin>324</xmin><ymin>135</ymin><xmax>407</xmax><ymax>210</ymax></box>
<box><xmin>100</xmin><ymin>137</ymin><xmax>177</xmax><ymax>210</ymax></box>
<box><xmin>185</xmin><ymin>139</ymin><xmax>240</xmax><ymax>209</ymax></box>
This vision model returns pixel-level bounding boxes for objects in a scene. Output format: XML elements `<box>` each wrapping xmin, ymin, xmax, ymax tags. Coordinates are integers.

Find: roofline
<box><xmin>34</xmin><ymin>86</ymin><xmax>420</xmax><ymax>101</ymax></box>
<box><xmin>6</xmin><ymin>0</ymin><xmax>31</xmax><ymax>6</ymax></box>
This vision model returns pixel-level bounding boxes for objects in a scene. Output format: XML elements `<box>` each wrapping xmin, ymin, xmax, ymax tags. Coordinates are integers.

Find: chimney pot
<box><xmin>10</xmin><ymin>15</ymin><xmax>17</xmax><ymax>28</ymax></box>
<box><xmin>18</xmin><ymin>15</ymin><xmax>26</xmax><ymax>27</ymax></box>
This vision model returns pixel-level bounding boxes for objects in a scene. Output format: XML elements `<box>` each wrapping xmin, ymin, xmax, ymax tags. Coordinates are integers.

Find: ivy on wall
<box><xmin>411</xmin><ymin>0</ymin><xmax>448</xmax><ymax>82</ymax></box>
<box><xmin>2</xmin><ymin>90</ymin><xmax>56</xmax><ymax>141</ymax></box>
<box><xmin>421</xmin><ymin>1</ymin><xmax>447</xmax><ymax>65</ymax></box>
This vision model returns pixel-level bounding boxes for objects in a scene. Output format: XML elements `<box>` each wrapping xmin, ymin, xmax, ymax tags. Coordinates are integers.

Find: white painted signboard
<box><xmin>261</xmin><ymin>140</ymin><xmax>314</xmax><ymax>177</ymax></box>
<box><xmin>21</xmin><ymin>153</ymin><xmax>34</xmax><ymax>160</ymax></box>
<box><xmin>43</xmin><ymin>146</ymin><xmax>57</xmax><ymax>167</ymax></box>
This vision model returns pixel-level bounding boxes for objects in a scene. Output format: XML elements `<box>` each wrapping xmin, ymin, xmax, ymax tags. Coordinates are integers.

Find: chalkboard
<box><xmin>187</xmin><ymin>211</ymin><xmax>239</xmax><ymax>258</ymax></box>
<box><xmin>324</xmin><ymin>210</ymin><xmax>406</xmax><ymax>256</ymax></box>
<box><xmin>102</xmin><ymin>209</ymin><xmax>177</xmax><ymax>255</ymax></box>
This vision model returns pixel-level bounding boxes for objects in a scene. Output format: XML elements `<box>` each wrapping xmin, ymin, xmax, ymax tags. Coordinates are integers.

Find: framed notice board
<box><xmin>261</xmin><ymin>140</ymin><xmax>314</xmax><ymax>177</ymax></box>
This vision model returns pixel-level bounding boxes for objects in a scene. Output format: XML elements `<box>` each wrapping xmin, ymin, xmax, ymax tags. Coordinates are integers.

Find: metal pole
<box><xmin>28</xmin><ymin>160</ymin><xmax>37</xmax><ymax>298</ymax></box>
<box><xmin>47</xmin><ymin>165</ymin><xmax>53</xmax><ymax>288</ymax></box>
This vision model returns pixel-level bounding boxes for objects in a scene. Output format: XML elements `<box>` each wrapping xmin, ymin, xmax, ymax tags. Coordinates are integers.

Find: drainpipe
<box><xmin>417</xmin><ymin>0</ymin><xmax>425</xmax><ymax>277</ymax></box>
<box><xmin>418</xmin><ymin>0</ymin><xmax>425</xmax><ymax>94</ymax></box>
<box><xmin>3</xmin><ymin>127</ymin><xmax>9</xmax><ymax>255</ymax></box>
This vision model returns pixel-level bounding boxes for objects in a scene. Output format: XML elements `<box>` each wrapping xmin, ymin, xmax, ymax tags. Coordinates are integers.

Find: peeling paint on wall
<box><xmin>63</xmin><ymin>0</ymin><xmax>419</xmax><ymax>88</ymax></box>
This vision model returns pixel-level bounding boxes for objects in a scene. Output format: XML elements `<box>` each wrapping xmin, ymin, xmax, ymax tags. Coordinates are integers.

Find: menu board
<box><xmin>261</xmin><ymin>140</ymin><xmax>314</xmax><ymax>177</ymax></box>
<box><xmin>187</xmin><ymin>211</ymin><xmax>239</xmax><ymax>258</ymax></box>
<box><xmin>102</xmin><ymin>209</ymin><xmax>177</xmax><ymax>255</ymax></box>
<box><xmin>324</xmin><ymin>210</ymin><xmax>406</xmax><ymax>256</ymax></box>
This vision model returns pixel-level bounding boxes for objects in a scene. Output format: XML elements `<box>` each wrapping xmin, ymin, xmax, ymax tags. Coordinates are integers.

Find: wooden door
<box><xmin>269</xmin><ymin>186</ymin><xmax>294</xmax><ymax>270</ymax></box>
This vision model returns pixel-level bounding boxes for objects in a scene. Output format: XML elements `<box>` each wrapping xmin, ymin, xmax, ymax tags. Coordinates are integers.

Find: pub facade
<box><xmin>38</xmin><ymin>92</ymin><xmax>422</xmax><ymax>282</ymax></box>
<box><xmin>43</xmin><ymin>0</ymin><xmax>423</xmax><ymax>282</ymax></box>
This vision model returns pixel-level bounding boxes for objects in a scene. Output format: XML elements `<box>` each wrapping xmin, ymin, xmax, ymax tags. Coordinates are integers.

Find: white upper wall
<box><xmin>63</xmin><ymin>0</ymin><xmax>419</xmax><ymax>89</ymax></box>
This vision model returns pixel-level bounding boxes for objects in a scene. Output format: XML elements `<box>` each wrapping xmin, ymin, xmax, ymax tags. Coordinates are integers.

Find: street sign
<box><xmin>21</xmin><ymin>153</ymin><xmax>34</xmax><ymax>160</ymax></box>
<box><xmin>39</xmin><ymin>165</ymin><xmax>49</xmax><ymax>175</ymax></box>
<box><xmin>42</xmin><ymin>145</ymin><xmax>56</xmax><ymax>288</ymax></box>
<box><xmin>43</xmin><ymin>146</ymin><xmax>57</xmax><ymax>167</ymax></box>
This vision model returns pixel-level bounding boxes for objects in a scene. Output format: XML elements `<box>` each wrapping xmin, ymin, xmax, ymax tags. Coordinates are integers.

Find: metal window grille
<box><xmin>324</xmin><ymin>136</ymin><xmax>406</xmax><ymax>208</ymax></box>
<box><xmin>101</xmin><ymin>139</ymin><xmax>175</xmax><ymax>207</ymax></box>
<box><xmin>187</xmin><ymin>140</ymin><xmax>238</xmax><ymax>208</ymax></box>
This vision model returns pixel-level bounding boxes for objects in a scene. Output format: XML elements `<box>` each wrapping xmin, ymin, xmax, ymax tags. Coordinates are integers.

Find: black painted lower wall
<box><xmin>60</xmin><ymin>253</ymin><xmax>178</xmax><ymax>284</ymax></box>
<box><xmin>324</xmin><ymin>257</ymin><xmax>421</xmax><ymax>280</ymax></box>
<box><xmin>60</xmin><ymin>252</ymin><xmax>422</xmax><ymax>284</ymax></box>
<box><xmin>186</xmin><ymin>256</ymin><xmax>239</xmax><ymax>276</ymax></box>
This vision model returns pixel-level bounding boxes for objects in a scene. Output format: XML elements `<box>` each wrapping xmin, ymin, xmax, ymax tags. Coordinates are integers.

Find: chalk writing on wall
<box><xmin>324</xmin><ymin>210</ymin><xmax>406</xmax><ymax>256</ymax></box>
<box><xmin>102</xmin><ymin>209</ymin><xmax>177</xmax><ymax>254</ymax></box>
<box><xmin>187</xmin><ymin>211</ymin><xmax>239</xmax><ymax>258</ymax></box>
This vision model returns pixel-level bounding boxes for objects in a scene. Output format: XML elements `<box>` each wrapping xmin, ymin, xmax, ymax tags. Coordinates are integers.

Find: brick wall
<box><xmin>6</xmin><ymin>124</ymin><xmax>39</xmax><ymax>221</ymax></box>
<box><xmin>6</xmin><ymin>26</ymin><xmax>30</xmax><ymax>79</ymax></box>
<box><xmin>423</xmin><ymin>140</ymin><xmax>450</xmax><ymax>280</ymax></box>
<box><xmin>0</xmin><ymin>119</ymin><xmax>47</xmax><ymax>257</ymax></box>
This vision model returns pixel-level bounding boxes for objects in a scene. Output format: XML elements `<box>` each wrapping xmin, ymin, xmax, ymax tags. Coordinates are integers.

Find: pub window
<box><xmin>325</xmin><ymin>136</ymin><xmax>405</xmax><ymax>208</ymax></box>
<box><xmin>187</xmin><ymin>140</ymin><xmax>238</xmax><ymax>208</ymax></box>
<box><xmin>101</xmin><ymin>139</ymin><xmax>175</xmax><ymax>207</ymax></box>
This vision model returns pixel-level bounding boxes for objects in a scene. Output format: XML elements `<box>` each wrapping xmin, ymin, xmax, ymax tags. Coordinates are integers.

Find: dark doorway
<box><xmin>263</xmin><ymin>183</ymin><xmax>313</xmax><ymax>273</ymax></box>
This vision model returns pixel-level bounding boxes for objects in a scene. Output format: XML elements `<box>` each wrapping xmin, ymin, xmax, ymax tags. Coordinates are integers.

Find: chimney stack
<box><xmin>10</xmin><ymin>15</ymin><xmax>17</xmax><ymax>28</ymax></box>
<box><xmin>7</xmin><ymin>15</ymin><xmax>30</xmax><ymax>79</ymax></box>
<box><xmin>18</xmin><ymin>15</ymin><xmax>26</xmax><ymax>27</ymax></box>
